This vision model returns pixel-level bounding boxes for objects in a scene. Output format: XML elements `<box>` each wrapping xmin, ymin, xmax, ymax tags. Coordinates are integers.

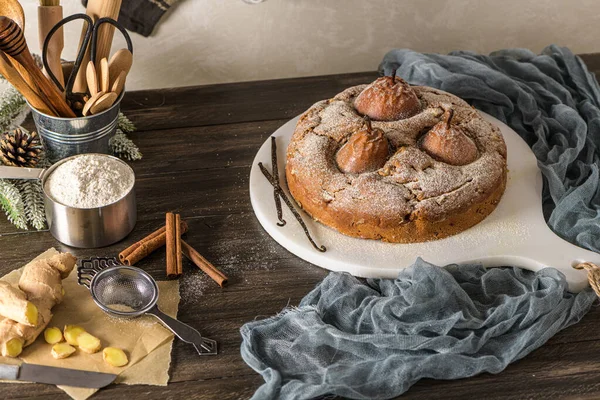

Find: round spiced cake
<box><xmin>285</xmin><ymin>76</ymin><xmax>507</xmax><ymax>243</ymax></box>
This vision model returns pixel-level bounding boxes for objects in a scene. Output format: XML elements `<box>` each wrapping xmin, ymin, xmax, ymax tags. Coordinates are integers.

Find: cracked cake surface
<box><xmin>285</xmin><ymin>80</ymin><xmax>507</xmax><ymax>243</ymax></box>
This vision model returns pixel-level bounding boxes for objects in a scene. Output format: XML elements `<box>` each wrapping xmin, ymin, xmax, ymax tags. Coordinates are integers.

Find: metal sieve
<box><xmin>78</xmin><ymin>257</ymin><xmax>217</xmax><ymax>355</ymax></box>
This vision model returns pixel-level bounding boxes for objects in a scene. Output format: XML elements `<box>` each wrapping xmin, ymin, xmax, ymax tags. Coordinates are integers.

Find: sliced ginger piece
<box><xmin>51</xmin><ymin>342</ymin><xmax>76</xmax><ymax>359</ymax></box>
<box><xmin>44</xmin><ymin>327</ymin><xmax>63</xmax><ymax>344</ymax></box>
<box><xmin>64</xmin><ymin>325</ymin><xmax>85</xmax><ymax>346</ymax></box>
<box><xmin>103</xmin><ymin>347</ymin><xmax>128</xmax><ymax>367</ymax></box>
<box><xmin>23</xmin><ymin>302</ymin><xmax>38</xmax><ymax>327</ymax></box>
<box><xmin>3</xmin><ymin>337</ymin><xmax>23</xmax><ymax>357</ymax></box>
<box><xmin>77</xmin><ymin>332</ymin><xmax>101</xmax><ymax>354</ymax></box>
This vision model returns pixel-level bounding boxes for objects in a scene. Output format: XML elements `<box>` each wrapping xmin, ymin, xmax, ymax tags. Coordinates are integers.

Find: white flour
<box><xmin>44</xmin><ymin>154</ymin><xmax>134</xmax><ymax>209</ymax></box>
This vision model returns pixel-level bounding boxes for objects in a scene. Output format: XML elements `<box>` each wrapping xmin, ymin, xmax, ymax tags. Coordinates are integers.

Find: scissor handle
<box><xmin>90</xmin><ymin>17</ymin><xmax>134</xmax><ymax>65</ymax></box>
<box><xmin>43</xmin><ymin>15</ymin><xmax>133</xmax><ymax>99</ymax></box>
<box><xmin>42</xmin><ymin>13</ymin><xmax>93</xmax><ymax>94</ymax></box>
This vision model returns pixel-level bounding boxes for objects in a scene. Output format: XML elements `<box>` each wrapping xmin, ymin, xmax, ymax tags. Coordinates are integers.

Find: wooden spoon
<box><xmin>108</xmin><ymin>49</ymin><xmax>132</xmax><ymax>85</ymax></box>
<box><xmin>89</xmin><ymin>92</ymin><xmax>117</xmax><ymax>115</ymax></box>
<box><xmin>99</xmin><ymin>57</ymin><xmax>109</xmax><ymax>93</ymax></box>
<box><xmin>82</xmin><ymin>90</ymin><xmax>105</xmax><ymax>116</ymax></box>
<box><xmin>0</xmin><ymin>0</ymin><xmax>25</xmax><ymax>29</ymax></box>
<box><xmin>0</xmin><ymin>0</ymin><xmax>34</xmax><ymax>97</ymax></box>
<box><xmin>111</xmin><ymin>70</ymin><xmax>126</xmax><ymax>97</ymax></box>
<box><xmin>0</xmin><ymin>17</ymin><xmax>75</xmax><ymax>118</ymax></box>
<box><xmin>0</xmin><ymin>53</ymin><xmax>55</xmax><ymax>116</ymax></box>
<box><xmin>86</xmin><ymin>61</ymin><xmax>99</xmax><ymax>96</ymax></box>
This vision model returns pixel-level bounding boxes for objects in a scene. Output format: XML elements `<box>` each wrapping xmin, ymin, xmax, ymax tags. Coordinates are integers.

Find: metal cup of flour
<box><xmin>0</xmin><ymin>154</ymin><xmax>136</xmax><ymax>248</ymax></box>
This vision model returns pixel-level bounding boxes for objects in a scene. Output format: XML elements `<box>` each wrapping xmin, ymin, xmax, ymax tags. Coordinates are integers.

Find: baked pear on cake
<box><xmin>354</xmin><ymin>75</ymin><xmax>421</xmax><ymax>121</ymax></box>
<box><xmin>336</xmin><ymin>117</ymin><xmax>390</xmax><ymax>174</ymax></box>
<box><xmin>419</xmin><ymin>109</ymin><xmax>479</xmax><ymax>166</ymax></box>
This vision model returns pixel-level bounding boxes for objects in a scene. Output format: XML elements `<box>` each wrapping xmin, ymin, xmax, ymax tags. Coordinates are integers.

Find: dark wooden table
<box><xmin>2</xmin><ymin>53</ymin><xmax>600</xmax><ymax>399</ymax></box>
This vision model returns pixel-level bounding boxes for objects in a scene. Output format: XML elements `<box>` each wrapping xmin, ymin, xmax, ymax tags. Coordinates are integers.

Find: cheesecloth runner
<box><xmin>241</xmin><ymin>45</ymin><xmax>600</xmax><ymax>399</ymax></box>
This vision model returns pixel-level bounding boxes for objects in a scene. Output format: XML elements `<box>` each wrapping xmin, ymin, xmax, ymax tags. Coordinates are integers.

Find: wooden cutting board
<box><xmin>249</xmin><ymin>113</ymin><xmax>600</xmax><ymax>292</ymax></box>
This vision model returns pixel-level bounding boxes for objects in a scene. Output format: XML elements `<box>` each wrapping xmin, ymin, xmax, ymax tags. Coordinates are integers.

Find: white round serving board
<box><xmin>249</xmin><ymin>113</ymin><xmax>600</xmax><ymax>292</ymax></box>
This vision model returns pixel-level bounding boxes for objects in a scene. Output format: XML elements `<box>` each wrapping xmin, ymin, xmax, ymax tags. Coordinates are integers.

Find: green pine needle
<box><xmin>0</xmin><ymin>179</ymin><xmax>27</xmax><ymax>230</ymax></box>
<box><xmin>110</xmin><ymin>129</ymin><xmax>142</xmax><ymax>161</ymax></box>
<box><xmin>117</xmin><ymin>112</ymin><xmax>136</xmax><ymax>133</ymax></box>
<box><xmin>0</xmin><ymin>86</ymin><xmax>28</xmax><ymax>132</ymax></box>
<box><xmin>19</xmin><ymin>180</ymin><xmax>46</xmax><ymax>230</ymax></box>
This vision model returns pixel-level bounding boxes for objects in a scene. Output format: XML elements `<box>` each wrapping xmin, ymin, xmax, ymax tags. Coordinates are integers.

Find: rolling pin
<box><xmin>72</xmin><ymin>0</ymin><xmax>122</xmax><ymax>94</ymax></box>
<box><xmin>38</xmin><ymin>1</ymin><xmax>64</xmax><ymax>89</ymax></box>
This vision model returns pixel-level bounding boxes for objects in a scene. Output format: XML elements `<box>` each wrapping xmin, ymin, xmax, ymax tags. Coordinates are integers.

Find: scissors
<box><xmin>42</xmin><ymin>13</ymin><xmax>133</xmax><ymax>104</ymax></box>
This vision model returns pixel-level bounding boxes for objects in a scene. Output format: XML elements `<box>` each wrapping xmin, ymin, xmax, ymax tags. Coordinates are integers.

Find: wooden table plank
<box><xmin>120</xmin><ymin>72</ymin><xmax>379</xmax><ymax>132</ymax></box>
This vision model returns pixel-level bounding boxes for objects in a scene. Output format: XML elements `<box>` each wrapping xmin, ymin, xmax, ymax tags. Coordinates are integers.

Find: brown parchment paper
<box><xmin>0</xmin><ymin>248</ymin><xmax>179</xmax><ymax>400</ymax></box>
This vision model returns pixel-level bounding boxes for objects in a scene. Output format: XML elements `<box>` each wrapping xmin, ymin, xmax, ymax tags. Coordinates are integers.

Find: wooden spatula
<box><xmin>82</xmin><ymin>90</ymin><xmax>105</xmax><ymax>116</ymax></box>
<box><xmin>99</xmin><ymin>57</ymin><xmax>109</xmax><ymax>93</ymax></box>
<box><xmin>0</xmin><ymin>17</ymin><xmax>75</xmax><ymax>117</ymax></box>
<box><xmin>90</xmin><ymin>92</ymin><xmax>117</xmax><ymax>115</ymax></box>
<box><xmin>86</xmin><ymin>61</ymin><xmax>99</xmax><ymax>96</ymax></box>
<box><xmin>111</xmin><ymin>70</ymin><xmax>126</xmax><ymax>97</ymax></box>
<box><xmin>107</xmin><ymin>48</ymin><xmax>132</xmax><ymax>84</ymax></box>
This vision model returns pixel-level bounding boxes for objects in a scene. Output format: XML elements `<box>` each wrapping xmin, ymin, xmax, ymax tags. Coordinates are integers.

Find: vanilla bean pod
<box><xmin>258</xmin><ymin>162</ymin><xmax>326</xmax><ymax>252</ymax></box>
<box><xmin>270</xmin><ymin>136</ymin><xmax>286</xmax><ymax>226</ymax></box>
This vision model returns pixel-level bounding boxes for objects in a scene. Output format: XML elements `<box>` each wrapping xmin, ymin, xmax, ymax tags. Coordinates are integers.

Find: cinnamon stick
<box><xmin>119</xmin><ymin>225</ymin><xmax>166</xmax><ymax>262</ymax></box>
<box><xmin>175</xmin><ymin>214</ymin><xmax>183</xmax><ymax>276</ymax></box>
<box><xmin>165</xmin><ymin>212</ymin><xmax>179</xmax><ymax>278</ymax></box>
<box><xmin>181</xmin><ymin>240</ymin><xmax>228</xmax><ymax>287</ymax></box>
<box><xmin>119</xmin><ymin>221</ymin><xmax>188</xmax><ymax>266</ymax></box>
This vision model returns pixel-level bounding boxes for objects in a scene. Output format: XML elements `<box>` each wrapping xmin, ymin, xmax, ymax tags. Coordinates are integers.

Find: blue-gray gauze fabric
<box><xmin>241</xmin><ymin>45</ymin><xmax>600</xmax><ymax>399</ymax></box>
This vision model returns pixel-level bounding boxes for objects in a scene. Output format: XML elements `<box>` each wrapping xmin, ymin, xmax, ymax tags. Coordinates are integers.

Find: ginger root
<box><xmin>51</xmin><ymin>342</ymin><xmax>76</xmax><ymax>359</ymax></box>
<box><xmin>44</xmin><ymin>327</ymin><xmax>63</xmax><ymax>344</ymax></box>
<box><xmin>103</xmin><ymin>347</ymin><xmax>128</xmax><ymax>367</ymax></box>
<box><xmin>0</xmin><ymin>252</ymin><xmax>76</xmax><ymax>357</ymax></box>
<box><xmin>64</xmin><ymin>325</ymin><xmax>86</xmax><ymax>346</ymax></box>
<box><xmin>77</xmin><ymin>332</ymin><xmax>101</xmax><ymax>354</ymax></box>
<box><xmin>0</xmin><ymin>281</ymin><xmax>38</xmax><ymax>326</ymax></box>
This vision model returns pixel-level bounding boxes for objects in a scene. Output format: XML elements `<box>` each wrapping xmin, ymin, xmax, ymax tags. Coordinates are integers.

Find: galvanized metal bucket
<box><xmin>29</xmin><ymin>93</ymin><xmax>123</xmax><ymax>163</ymax></box>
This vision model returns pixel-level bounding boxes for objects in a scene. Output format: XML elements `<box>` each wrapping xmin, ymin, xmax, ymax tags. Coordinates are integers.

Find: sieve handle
<box><xmin>146</xmin><ymin>305</ymin><xmax>217</xmax><ymax>356</ymax></box>
<box><xmin>0</xmin><ymin>165</ymin><xmax>46</xmax><ymax>180</ymax></box>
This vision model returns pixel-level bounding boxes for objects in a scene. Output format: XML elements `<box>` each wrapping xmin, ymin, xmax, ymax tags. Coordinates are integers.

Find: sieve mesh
<box><xmin>90</xmin><ymin>267</ymin><xmax>159</xmax><ymax>316</ymax></box>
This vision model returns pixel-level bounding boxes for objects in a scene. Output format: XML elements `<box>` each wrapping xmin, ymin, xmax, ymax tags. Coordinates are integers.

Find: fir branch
<box><xmin>110</xmin><ymin>129</ymin><xmax>142</xmax><ymax>161</ymax></box>
<box><xmin>0</xmin><ymin>87</ymin><xmax>28</xmax><ymax>132</ymax></box>
<box><xmin>19</xmin><ymin>180</ymin><xmax>46</xmax><ymax>230</ymax></box>
<box><xmin>117</xmin><ymin>112</ymin><xmax>136</xmax><ymax>133</ymax></box>
<box><xmin>0</xmin><ymin>179</ymin><xmax>27</xmax><ymax>230</ymax></box>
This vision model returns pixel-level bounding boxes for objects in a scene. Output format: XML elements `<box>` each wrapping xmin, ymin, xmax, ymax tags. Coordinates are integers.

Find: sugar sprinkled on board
<box><xmin>44</xmin><ymin>154</ymin><xmax>134</xmax><ymax>209</ymax></box>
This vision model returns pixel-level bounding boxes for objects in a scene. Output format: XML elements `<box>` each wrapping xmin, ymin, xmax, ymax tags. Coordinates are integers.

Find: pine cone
<box><xmin>0</xmin><ymin>129</ymin><xmax>43</xmax><ymax>168</ymax></box>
